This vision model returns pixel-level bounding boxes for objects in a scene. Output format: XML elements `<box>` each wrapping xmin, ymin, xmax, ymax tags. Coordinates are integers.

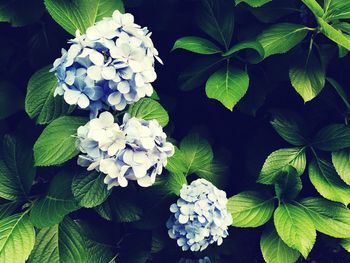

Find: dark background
<box><xmin>1</xmin><ymin>0</ymin><xmax>350</xmax><ymax>262</ymax></box>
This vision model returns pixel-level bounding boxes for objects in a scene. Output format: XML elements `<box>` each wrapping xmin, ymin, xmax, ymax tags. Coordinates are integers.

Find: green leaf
<box><xmin>313</xmin><ymin>124</ymin><xmax>350</xmax><ymax>151</ymax></box>
<box><xmin>127</xmin><ymin>98</ymin><xmax>169</xmax><ymax>127</ymax></box>
<box><xmin>309</xmin><ymin>158</ymin><xmax>350</xmax><ymax>205</ymax></box>
<box><xmin>235</xmin><ymin>0</ymin><xmax>272</xmax><ymax>8</ymax></box>
<box><xmin>0</xmin><ymin>81</ymin><xmax>23</xmax><ymax>120</ymax></box>
<box><xmin>72</xmin><ymin>171</ymin><xmax>111</xmax><ymax>208</ymax></box>
<box><xmin>196</xmin><ymin>0</ymin><xmax>235</xmax><ymax>49</ymax></box>
<box><xmin>289</xmin><ymin>50</ymin><xmax>326</xmax><ymax>102</ymax></box>
<box><xmin>178</xmin><ymin>56</ymin><xmax>225</xmax><ymax>91</ymax></box>
<box><xmin>165</xmin><ymin>147</ymin><xmax>188</xmax><ymax>178</ymax></box>
<box><xmin>332</xmin><ymin>149</ymin><xmax>350</xmax><ymax>185</ymax></box>
<box><xmin>327</xmin><ymin>77</ymin><xmax>350</xmax><ymax>109</ymax></box>
<box><xmin>205</xmin><ymin>65</ymin><xmax>250</xmax><ymax>111</ymax></box>
<box><xmin>298</xmin><ymin>197</ymin><xmax>350</xmax><ymax>238</ymax></box>
<box><xmin>25</xmin><ymin>66</ymin><xmax>74</xmax><ymax>125</ymax></box>
<box><xmin>222</xmin><ymin>40</ymin><xmax>265</xmax><ymax>63</ymax></box>
<box><xmin>0</xmin><ymin>0</ymin><xmax>44</xmax><ymax>26</ymax></box>
<box><xmin>227</xmin><ymin>191</ymin><xmax>275</xmax><ymax>227</ymax></box>
<box><xmin>172</xmin><ymin>36</ymin><xmax>221</xmax><ymax>54</ymax></box>
<box><xmin>76</xmin><ymin>221</ymin><xmax>116</xmax><ymax>263</ymax></box>
<box><xmin>258</xmin><ymin>148</ymin><xmax>306</xmax><ymax>185</ymax></box>
<box><xmin>274</xmin><ymin>203</ymin><xmax>316</xmax><ymax>258</ymax></box>
<box><xmin>0</xmin><ymin>212</ymin><xmax>35</xmax><ymax>263</ymax></box>
<box><xmin>44</xmin><ymin>0</ymin><xmax>125</xmax><ymax>35</ymax></box>
<box><xmin>325</xmin><ymin>0</ymin><xmax>350</xmax><ymax>20</ymax></box>
<box><xmin>317</xmin><ymin>17</ymin><xmax>350</xmax><ymax>51</ymax></box>
<box><xmin>257</xmin><ymin>23</ymin><xmax>309</xmax><ymax>58</ymax></box>
<box><xmin>95</xmin><ymin>188</ymin><xmax>142</xmax><ymax>222</ymax></box>
<box><xmin>270</xmin><ymin>110</ymin><xmax>308</xmax><ymax>146</ymax></box>
<box><xmin>0</xmin><ymin>201</ymin><xmax>21</xmax><ymax>220</ymax></box>
<box><xmin>28</xmin><ymin>217</ymin><xmax>88</xmax><ymax>263</ymax></box>
<box><xmin>260</xmin><ymin>225</ymin><xmax>300</xmax><ymax>263</ymax></box>
<box><xmin>30</xmin><ymin>172</ymin><xmax>80</xmax><ymax>228</ymax></box>
<box><xmin>34</xmin><ymin>116</ymin><xmax>87</xmax><ymax>166</ymax></box>
<box><xmin>301</xmin><ymin>0</ymin><xmax>325</xmax><ymax>17</ymax></box>
<box><xmin>275</xmin><ymin>166</ymin><xmax>302</xmax><ymax>201</ymax></box>
<box><xmin>180</xmin><ymin>133</ymin><xmax>213</xmax><ymax>176</ymax></box>
<box><xmin>158</xmin><ymin>172</ymin><xmax>187</xmax><ymax>196</ymax></box>
<box><xmin>341</xmin><ymin>239</ymin><xmax>350</xmax><ymax>252</ymax></box>
<box><xmin>196</xmin><ymin>160</ymin><xmax>228</xmax><ymax>188</ymax></box>
<box><xmin>0</xmin><ymin>135</ymin><xmax>35</xmax><ymax>201</ymax></box>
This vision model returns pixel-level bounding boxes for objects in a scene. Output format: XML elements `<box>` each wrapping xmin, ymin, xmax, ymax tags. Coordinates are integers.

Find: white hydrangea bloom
<box><xmin>52</xmin><ymin>10</ymin><xmax>162</xmax><ymax>118</ymax></box>
<box><xmin>76</xmin><ymin>112</ymin><xmax>174</xmax><ymax>189</ymax></box>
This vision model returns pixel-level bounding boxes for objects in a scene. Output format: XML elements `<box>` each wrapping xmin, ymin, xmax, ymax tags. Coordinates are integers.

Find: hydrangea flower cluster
<box><xmin>76</xmin><ymin>111</ymin><xmax>174</xmax><ymax>189</ymax></box>
<box><xmin>166</xmin><ymin>179</ymin><xmax>232</xmax><ymax>252</ymax></box>
<box><xmin>52</xmin><ymin>10</ymin><xmax>162</xmax><ymax>117</ymax></box>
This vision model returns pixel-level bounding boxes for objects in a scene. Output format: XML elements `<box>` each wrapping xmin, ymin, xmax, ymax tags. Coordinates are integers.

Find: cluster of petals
<box><xmin>76</xmin><ymin>112</ymin><xmax>174</xmax><ymax>188</ymax></box>
<box><xmin>167</xmin><ymin>179</ymin><xmax>232</xmax><ymax>252</ymax></box>
<box><xmin>52</xmin><ymin>10</ymin><xmax>161</xmax><ymax>118</ymax></box>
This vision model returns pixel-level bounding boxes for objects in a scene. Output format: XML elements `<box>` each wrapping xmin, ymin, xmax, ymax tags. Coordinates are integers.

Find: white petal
<box><xmin>63</xmin><ymin>89</ymin><xmax>81</xmax><ymax>105</ymax></box>
<box><xmin>101</xmin><ymin>66</ymin><xmax>116</xmax><ymax>80</ymax></box>
<box><xmin>87</xmin><ymin>65</ymin><xmax>102</xmax><ymax>80</ymax></box>
<box><xmin>77</xmin><ymin>94</ymin><xmax>90</xmax><ymax>108</ymax></box>
<box><xmin>89</xmin><ymin>51</ymin><xmax>104</xmax><ymax>66</ymax></box>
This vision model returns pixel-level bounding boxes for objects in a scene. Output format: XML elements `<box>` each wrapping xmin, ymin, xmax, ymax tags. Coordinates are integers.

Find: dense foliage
<box><xmin>1</xmin><ymin>0</ymin><xmax>350</xmax><ymax>262</ymax></box>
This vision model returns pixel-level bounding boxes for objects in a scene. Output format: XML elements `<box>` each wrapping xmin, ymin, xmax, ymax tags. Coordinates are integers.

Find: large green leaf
<box><xmin>44</xmin><ymin>0</ymin><xmax>125</xmax><ymax>36</ymax></box>
<box><xmin>28</xmin><ymin>217</ymin><xmax>88</xmax><ymax>263</ymax></box>
<box><xmin>270</xmin><ymin>110</ymin><xmax>308</xmax><ymax>146</ymax></box>
<box><xmin>309</xmin><ymin>158</ymin><xmax>350</xmax><ymax>205</ymax></box>
<box><xmin>289</xmin><ymin>51</ymin><xmax>325</xmax><ymax>102</ymax></box>
<box><xmin>30</xmin><ymin>172</ymin><xmax>80</xmax><ymax>228</ymax></box>
<box><xmin>317</xmin><ymin>18</ymin><xmax>350</xmax><ymax>51</ymax></box>
<box><xmin>0</xmin><ymin>81</ymin><xmax>23</xmax><ymax>120</ymax></box>
<box><xmin>332</xmin><ymin>149</ymin><xmax>350</xmax><ymax>185</ymax></box>
<box><xmin>34</xmin><ymin>116</ymin><xmax>87</xmax><ymax>166</ymax></box>
<box><xmin>260</xmin><ymin>225</ymin><xmax>300</xmax><ymax>263</ymax></box>
<box><xmin>180</xmin><ymin>133</ymin><xmax>213</xmax><ymax>176</ymax></box>
<box><xmin>298</xmin><ymin>197</ymin><xmax>350</xmax><ymax>238</ymax></box>
<box><xmin>0</xmin><ymin>135</ymin><xmax>35</xmax><ymax>201</ymax></box>
<box><xmin>235</xmin><ymin>0</ymin><xmax>272</xmax><ymax>7</ymax></box>
<box><xmin>205</xmin><ymin>65</ymin><xmax>249</xmax><ymax>111</ymax></box>
<box><xmin>25</xmin><ymin>66</ymin><xmax>74</xmax><ymax>125</ymax></box>
<box><xmin>0</xmin><ymin>212</ymin><xmax>35</xmax><ymax>263</ymax></box>
<box><xmin>196</xmin><ymin>0</ymin><xmax>235</xmax><ymax>49</ymax></box>
<box><xmin>72</xmin><ymin>171</ymin><xmax>111</xmax><ymax>208</ymax></box>
<box><xmin>227</xmin><ymin>191</ymin><xmax>275</xmax><ymax>227</ymax></box>
<box><xmin>258</xmin><ymin>148</ymin><xmax>306</xmax><ymax>185</ymax></box>
<box><xmin>0</xmin><ymin>0</ymin><xmax>44</xmax><ymax>27</ymax></box>
<box><xmin>257</xmin><ymin>23</ymin><xmax>309</xmax><ymax>58</ymax></box>
<box><xmin>178</xmin><ymin>56</ymin><xmax>225</xmax><ymax>91</ymax></box>
<box><xmin>172</xmin><ymin>36</ymin><xmax>221</xmax><ymax>55</ymax></box>
<box><xmin>95</xmin><ymin>188</ymin><xmax>143</xmax><ymax>222</ymax></box>
<box><xmin>325</xmin><ymin>0</ymin><xmax>350</xmax><ymax>20</ymax></box>
<box><xmin>313</xmin><ymin>124</ymin><xmax>350</xmax><ymax>151</ymax></box>
<box><xmin>127</xmin><ymin>98</ymin><xmax>169</xmax><ymax>127</ymax></box>
<box><xmin>275</xmin><ymin>166</ymin><xmax>302</xmax><ymax>201</ymax></box>
<box><xmin>274</xmin><ymin>203</ymin><xmax>316</xmax><ymax>258</ymax></box>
